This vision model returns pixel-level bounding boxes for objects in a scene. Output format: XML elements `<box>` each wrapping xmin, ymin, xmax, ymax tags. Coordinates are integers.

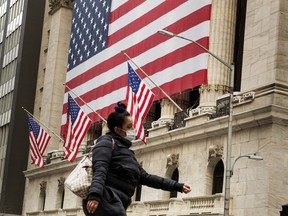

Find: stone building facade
<box><xmin>22</xmin><ymin>0</ymin><xmax>288</xmax><ymax>216</ymax></box>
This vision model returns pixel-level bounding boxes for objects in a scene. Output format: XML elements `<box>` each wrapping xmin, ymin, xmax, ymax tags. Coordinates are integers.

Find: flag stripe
<box><xmin>29</xmin><ymin>134</ymin><xmax>39</xmax><ymax>160</ymax></box>
<box><xmin>29</xmin><ymin>133</ymin><xmax>45</xmax><ymax>167</ymax></box>
<box><xmin>38</xmin><ymin>129</ymin><xmax>51</xmax><ymax>154</ymax></box>
<box><xmin>111</xmin><ymin>0</ymin><xmax>128</xmax><ymax>11</ymax></box>
<box><xmin>134</xmin><ymin>84</ymin><xmax>148</xmax><ymax>122</ymax></box>
<box><xmin>108</xmin><ymin>1</ymin><xmax>186</xmax><ymax>46</ymax></box>
<box><xmin>109</xmin><ymin>0</ymin><xmax>146</xmax><ymax>23</ymax></box>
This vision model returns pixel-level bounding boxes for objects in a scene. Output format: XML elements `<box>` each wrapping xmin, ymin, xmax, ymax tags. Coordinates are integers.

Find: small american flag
<box><xmin>62</xmin><ymin>0</ymin><xmax>211</xmax><ymax>129</ymax></box>
<box><xmin>27</xmin><ymin>115</ymin><xmax>51</xmax><ymax>168</ymax></box>
<box><xmin>126</xmin><ymin>63</ymin><xmax>155</xmax><ymax>143</ymax></box>
<box><xmin>63</xmin><ymin>94</ymin><xmax>92</xmax><ymax>162</ymax></box>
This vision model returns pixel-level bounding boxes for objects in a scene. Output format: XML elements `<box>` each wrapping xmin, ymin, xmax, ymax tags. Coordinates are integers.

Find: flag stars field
<box><xmin>68</xmin><ymin>0</ymin><xmax>111</xmax><ymax>70</ymax></box>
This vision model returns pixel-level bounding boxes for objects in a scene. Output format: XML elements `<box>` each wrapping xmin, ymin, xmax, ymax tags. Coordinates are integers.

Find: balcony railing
<box><xmin>184</xmin><ymin>195</ymin><xmax>224</xmax><ymax>214</ymax></box>
<box><xmin>127</xmin><ymin>194</ymin><xmax>225</xmax><ymax>216</ymax></box>
<box><xmin>26</xmin><ymin>195</ymin><xmax>226</xmax><ymax>216</ymax></box>
<box><xmin>26</xmin><ymin>208</ymin><xmax>84</xmax><ymax>216</ymax></box>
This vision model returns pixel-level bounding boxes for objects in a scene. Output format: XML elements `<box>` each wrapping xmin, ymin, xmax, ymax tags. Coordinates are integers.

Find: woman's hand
<box><xmin>182</xmin><ymin>183</ymin><xmax>191</xmax><ymax>194</ymax></box>
<box><xmin>87</xmin><ymin>200</ymin><xmax>99</xmax><ymax>214</ymax></box>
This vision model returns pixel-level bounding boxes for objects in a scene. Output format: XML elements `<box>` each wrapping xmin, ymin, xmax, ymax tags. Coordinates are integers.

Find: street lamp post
<box><xmin>157</xmin><ymin>29</ymin><xmax>235</xmax><ymax>216</ymax></box>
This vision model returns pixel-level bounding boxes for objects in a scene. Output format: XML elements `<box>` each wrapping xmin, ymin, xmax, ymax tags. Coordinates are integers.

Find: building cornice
<box><xmin>49</xmin><ymin>0</ymin><xmax>73</xmax><ymax>15</ymax></box>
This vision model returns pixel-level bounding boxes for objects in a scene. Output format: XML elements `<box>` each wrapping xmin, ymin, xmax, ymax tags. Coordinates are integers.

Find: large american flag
<box><xmin>62</xmin><ymin>0</ymin><xmax>211</xmax><ymax>128</ymax></box>
<box><xmin>126</xmin><ymin>63</ymin><xmax>154</xmax><ymax>143</ymax></box>
<box><xmin>63</xmin><ymin>94</ymin><xmax>92</xmax><ymax>162</ymax></box>
<box><xmin>27</xmin><ymin>115</ymin><xmax>51</xmax><ymax>168</ymax></box>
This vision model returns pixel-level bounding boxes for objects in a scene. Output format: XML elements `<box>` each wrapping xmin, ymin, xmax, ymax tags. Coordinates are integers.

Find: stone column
<box><xmin>40</xmin><ymin>0</ymin><xmax>73</xmax><ymax>152</ymax></box>
<box><xmin>198</xmin><ymin>0</ymin><xmax>237</xmax><ymax>108</ymax></box>
<box><xmin>160</xmin><ymin>98</ymin><xmax>178</xmax><ymax>121</ymax></box>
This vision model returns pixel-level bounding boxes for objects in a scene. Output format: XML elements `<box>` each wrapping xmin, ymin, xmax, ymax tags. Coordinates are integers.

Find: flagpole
<box><xmin>122</xmin><ymin>51</ymin><xmax>187</xmax><ymax>116</ymax></box>
<box><xmin>63</xmin><ymin>84</ymin><xmax>107</xmax><ymax>123</ymax></box>
<box><xmin>22</xmin><ymin>107</ymin><xmax>64</xmax><ymax>142</ymax></box>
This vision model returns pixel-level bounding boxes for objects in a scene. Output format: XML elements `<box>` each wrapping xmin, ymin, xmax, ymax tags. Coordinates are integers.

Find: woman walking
<box><xmin>83</xmin><ymin>102</ymin><xmax>191</xmax><ymax>216</ymax></box>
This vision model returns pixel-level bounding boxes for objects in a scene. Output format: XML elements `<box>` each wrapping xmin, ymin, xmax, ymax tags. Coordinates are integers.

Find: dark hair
<box><xmin>107</xmin><ymin>102</ymin><xmax>130</xmax><ymax>132</ymax></box>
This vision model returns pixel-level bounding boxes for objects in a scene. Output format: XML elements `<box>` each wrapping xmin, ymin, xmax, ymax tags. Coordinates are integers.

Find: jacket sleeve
<box><xmin>139</xmin><ymin>167</ymin><xmax>184</xmax><ymax>192</ymax></box>
<box><xmin>87</xmin><ymin>136</ymin><xmax>113</xmax><ymax>201</ymax></box>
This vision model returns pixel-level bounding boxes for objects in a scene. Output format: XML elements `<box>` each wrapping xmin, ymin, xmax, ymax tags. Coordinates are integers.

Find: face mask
<box><xmin>124</xmin><ymin>129</ymin><xmax>136</xmax><ymax>141</ymax></box>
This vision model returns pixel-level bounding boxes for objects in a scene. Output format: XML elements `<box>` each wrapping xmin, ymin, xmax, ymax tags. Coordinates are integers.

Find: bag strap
<box><xmin>111</xmin><ymin>136</ymin><xmax>115</xmax><ymax>149</ymax></box>
<box><xmin>81</xmin><ymin>135</ymin><xmax>115</xmax><ymax>165</ymax></box>
<box><xmin>85</xmin><ymin>135</ymin><xmax>114</xmax><ymax>157</ymax></box>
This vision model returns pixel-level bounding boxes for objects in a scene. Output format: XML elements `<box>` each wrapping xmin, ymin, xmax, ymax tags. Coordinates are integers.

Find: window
<box><xmin>39</xmin><ymin>181</ymin><xmax>47</xmax><ymax>211</ymax></box>
<box><xmin>135</xmin><ymin>162</ymin><xmax>143</xmax><ymax>201</ymax></box>
<box><xmin>212</xmin><ymin>160</ymin><xmax>224</xmax><ymax>194</ymax></box>
<box><xmin>56</xmin><ymin>177</ymin><xmax>65</xmax><ymax>209</ymax></box>
<box><xmin>233</xmin><ymin>0</ymin><xmax>247</xmax><ymax>91</ymax></box>
<box><xmin>170</xmin><ymin>168</ymin><xmax>179</xmax><ymax>198</ymax></box>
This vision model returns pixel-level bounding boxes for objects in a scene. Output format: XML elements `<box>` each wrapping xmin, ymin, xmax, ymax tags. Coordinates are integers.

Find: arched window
<box><xmin>56</xmin><ymin>177</ymin><xmax>65</xmax><ymax>209</ymax></box>
<box><xmin>170</xmin><ymin>168</ymin><xmax>179</xmax><ymax>198</ymax></box>
<box><xmin>38</xmin><ymin>181</ymin><xmax>47</xmax><ymax>211</ymax></box>
<box><xmin>212</xmin><ymin>160</ymin><xmax>224</xmax><ymax>194</ymax></box>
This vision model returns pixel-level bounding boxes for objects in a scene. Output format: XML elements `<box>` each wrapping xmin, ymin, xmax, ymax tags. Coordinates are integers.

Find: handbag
<box><xmin>64</xmin><ymin>136</ymin><xmax>115</xmax><ymax>199</ymax></box>
<box><xmin>64</xmin><ymin>155</ymin><xmax>93</xmax><ymax>199</ymax></box>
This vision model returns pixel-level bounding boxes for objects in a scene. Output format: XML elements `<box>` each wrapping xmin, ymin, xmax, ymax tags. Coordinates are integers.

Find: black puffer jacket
<box><xmin>87</xmin><ymin>132</ymin><xmax>184</xmax><ymax>202</ymax></box>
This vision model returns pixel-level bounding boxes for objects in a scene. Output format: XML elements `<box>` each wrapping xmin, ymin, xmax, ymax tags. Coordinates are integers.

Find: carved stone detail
<box><xmin>48</xmin><ymin>150</ymin><xmax>64</xmax><ymax>159</ymax></box>
<box><xmin>151</xmin><ymin>119</ymin><xmax>173</xmax><ymax>128</ymax></box>
<box><xmin>58</xmin><ymin>177</ymin><xmax>66</xmax><ymax>190</ymax></box>
<box><xmin>200</xmin><ymin>84</ymin><xmax>230</xmax><ymax>94</ymax></box>
<box><xmin>49</xmin><ymin>0</ymin><xmax>73</xmax><ymax>15</ymax></box>
<box><xmin>40</xmin><ymin>181</ymin><xmax>47</xmax><ymax>195</ymax></box>
<box><xmin>166</xmin><ymin>154</ymin><xmax>179</xmax><ymax>168</ymax></box>
<box><xmin>189</xmin><ymin>106</ymin><xmax>216</xmax><ymax>117</ymax></box>
<box><xmin>190</xmin><ymin>91</ymin><xmax>255</xmax><ymax>118</ymax></box>
<box><xmin>208</xmin><ymin>145</ymin><xmax>223</xmax><ymax>161</ymax></box>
